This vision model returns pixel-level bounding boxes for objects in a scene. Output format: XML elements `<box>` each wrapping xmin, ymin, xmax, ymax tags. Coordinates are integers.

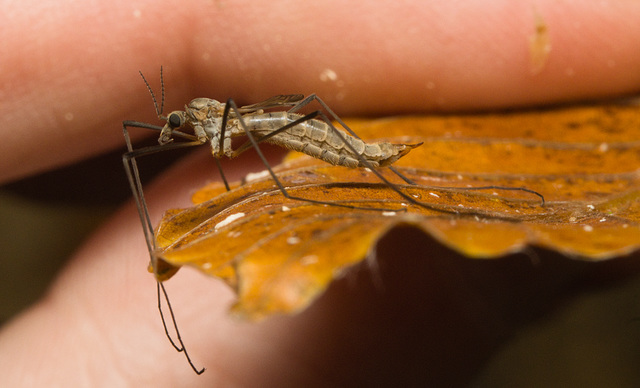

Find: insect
<box><xmin>158</xmin><ymin>96</ymin><xmax>421</xmax><ymax>168</ymax></box>
<box><xmin>122</xmin><ymin>69</ymin><xmax>546</xmax><ymax>374</ymax></box>
<box><xmin>121</xmin><ymin>69</ymin><xmax>426</xmax><ymax>374</ymax></box>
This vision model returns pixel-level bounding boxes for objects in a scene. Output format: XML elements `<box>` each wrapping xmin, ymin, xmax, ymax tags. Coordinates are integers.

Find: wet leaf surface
<box><xmin>153</xmin><ymin>103</ymin><xmax>640</xmax><ymax>319</ymax></box>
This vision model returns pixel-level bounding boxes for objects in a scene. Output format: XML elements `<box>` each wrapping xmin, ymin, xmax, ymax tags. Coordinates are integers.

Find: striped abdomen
<box><xmin>240</xmin><ymin>112</ymin><xmax>420</xmax><ymax>168</ymax></box>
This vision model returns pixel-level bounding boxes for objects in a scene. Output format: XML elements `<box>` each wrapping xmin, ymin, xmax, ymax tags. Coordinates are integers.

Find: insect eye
<box><xmin>168</xmin><ymin>113</ymin><xmax>182</xmax><ymax>128</ymax></box>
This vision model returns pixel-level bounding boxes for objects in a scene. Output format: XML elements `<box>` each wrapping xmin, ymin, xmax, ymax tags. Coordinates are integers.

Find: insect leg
<box><xmin>388</xmin><ymin>165</ymin><xmax>418</xmax><ymax>185</ymax></box>
<box><xmin>221</xmin><ymin>99</ymin><xmax>408</xmax><ymax>212</ymax></box>
<box><xmin>287</xmin><ymin>94</ymin><xmax>424</xmax><ymax>185</ymax></box>
<box><xmin>289</xmin><ymin>95</ymin><xmax>545</xmax><ymax>206</ymax></box>
<box><xmin>158</xmin><ymin>282</ymin><xmax>205</xmax><ymax>374</ymax></box>
<box><xmin>123</xmin><ymin>120</ymin><xmax>163</xmax><ymax>256</ymax></box>
<box><xmin>122</xmin><ymin>120</ymin><xmax>205</xmax><ymax>375</ymax></box>
<box><xmin>298</xmin><ymin>111</ymin><xmax>460</xmax><ymax>214</ymax></box>
<box><xmin>231</xmin><ymin>96</ymin><xmax>418</xmax><ymax>188</ymax></box>
<box><xmin>122</xmin><ymin>121</ymin><xmax>201</xmax><ymax>256</ymax></box>
<box><xmin>390</xmin><ymin>165</ymin><xmax>544</xmax><ymax>205</ymax></box>
<box><xmin>454</xmin><ymin>185</ymin><xmax>545</xmax><ymax>206</ymax></box>
<box><xmin>235</xmin><ymin>96</ymin><xmax>453</xmax><ymax>213</ymax></box>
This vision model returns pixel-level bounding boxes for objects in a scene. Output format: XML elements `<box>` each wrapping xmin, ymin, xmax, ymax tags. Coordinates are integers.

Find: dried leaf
<box><xmin>153</xmin><ymin>103</ymin><xmax>640</xmax><ymax>320</ymax></box>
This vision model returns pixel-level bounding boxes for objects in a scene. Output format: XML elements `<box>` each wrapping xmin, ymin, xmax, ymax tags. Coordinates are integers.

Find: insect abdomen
<box><xmin>243</xmin><ymin>113</ymin><xmax>419</xmax><ymax>168</ymax></box>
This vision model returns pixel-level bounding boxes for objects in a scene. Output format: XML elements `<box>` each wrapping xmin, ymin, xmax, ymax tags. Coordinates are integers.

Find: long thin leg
<box><xmin>388</xmin><ymin>165</ymin><xmax>418</xmax><ymax>185</ymax></box>
<box><xmin>158</xmin><ymin>282</ymin><xmax>205</xmax><ymax>374</ymax></box>
<box><xmin>296</xmin><ymin>109</ymin><xmax>461</xmax><ymax>214</ymax></box>
<box><xmin>219</xmin><ymin>97</ymin><xmax>544</xmax><ymax>215</ymax></box>
<box><xmin>230</xmin><ymin>95</ymin><xmax>545</xmax><ymax>207</ymax></box>
<box><xmin>122</xmin><ymin>120</ymin><xmax>205</xmax><ymax>375</ymax></box>
<box><xmin>223</xmin><ymin>99</ymin><xmax>410</xmax><ymax>212</ymax></box>
<box><xmin>224</xmin><ymin>96</ymin><xmax>454</xmax><ymax>214</ymax></box>
<box><xmin>288</xmin><ymin>95</ymin><xmax>545</xmax><ymax>207</ymax></box>
<box><xmin>453</xmin><ymin>185</ymin><xmax>545</xmax><ymax>206</ymax></box>
<box><xmin>288</xmin><ymin>99</ymin><xmax>547</xmax><ymax>215</ymax></box>
<box><xmin>122</xmin><ymin>121</ymin><xmax>201</xmax><ymax>255</ymax></box>
<box><xmin>229</xmin><ymin>95</ymin><xmax>545</xmax><ymax>207</ymax></box>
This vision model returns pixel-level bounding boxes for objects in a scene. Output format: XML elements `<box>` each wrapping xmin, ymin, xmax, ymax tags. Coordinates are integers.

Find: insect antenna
<box><xmin>139</xmin><ymin>68</ymin><xmax>164</xmax><ymax>118</ymax></box>
<box><xmin>159</xmin><ymin>66</ymin><xmax>165</xmax><ymax>116</ymax></box>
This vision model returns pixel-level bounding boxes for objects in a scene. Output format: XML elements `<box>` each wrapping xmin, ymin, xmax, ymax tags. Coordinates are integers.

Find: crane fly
<box><xmin>121</xmin><ymin>70</ymin><xmax>423</xmax><ymax>374</ymax></box>
<box><xmin>121</xmin><ymin>69</ymin><xmax>545</xmax><ymax>374</ymax></box>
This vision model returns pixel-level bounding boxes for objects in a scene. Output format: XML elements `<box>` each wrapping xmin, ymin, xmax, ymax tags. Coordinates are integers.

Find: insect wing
<box><xmin>238</xmin><ymin>94</ymin><xmax>305</xmax><ymax>112</ymax></box>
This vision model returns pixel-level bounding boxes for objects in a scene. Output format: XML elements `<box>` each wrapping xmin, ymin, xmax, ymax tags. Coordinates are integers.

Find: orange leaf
<box><xmin>153</xmin><ymin>103</ymin><xmax>640</xmax><ymax>319</ymax></box>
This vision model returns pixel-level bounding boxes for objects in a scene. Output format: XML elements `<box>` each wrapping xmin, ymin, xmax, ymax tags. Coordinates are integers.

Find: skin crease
<box><xmin>1</xmin><ymin>1</ymin><xmax>640</xmax><ymax>386</ymax></box>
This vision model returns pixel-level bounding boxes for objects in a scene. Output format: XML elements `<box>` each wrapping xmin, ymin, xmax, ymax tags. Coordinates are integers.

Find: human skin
<box><xmin>1</xmin><ymin>1</ymin><xmax>640</xmax><ymax>386</ymax></box>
